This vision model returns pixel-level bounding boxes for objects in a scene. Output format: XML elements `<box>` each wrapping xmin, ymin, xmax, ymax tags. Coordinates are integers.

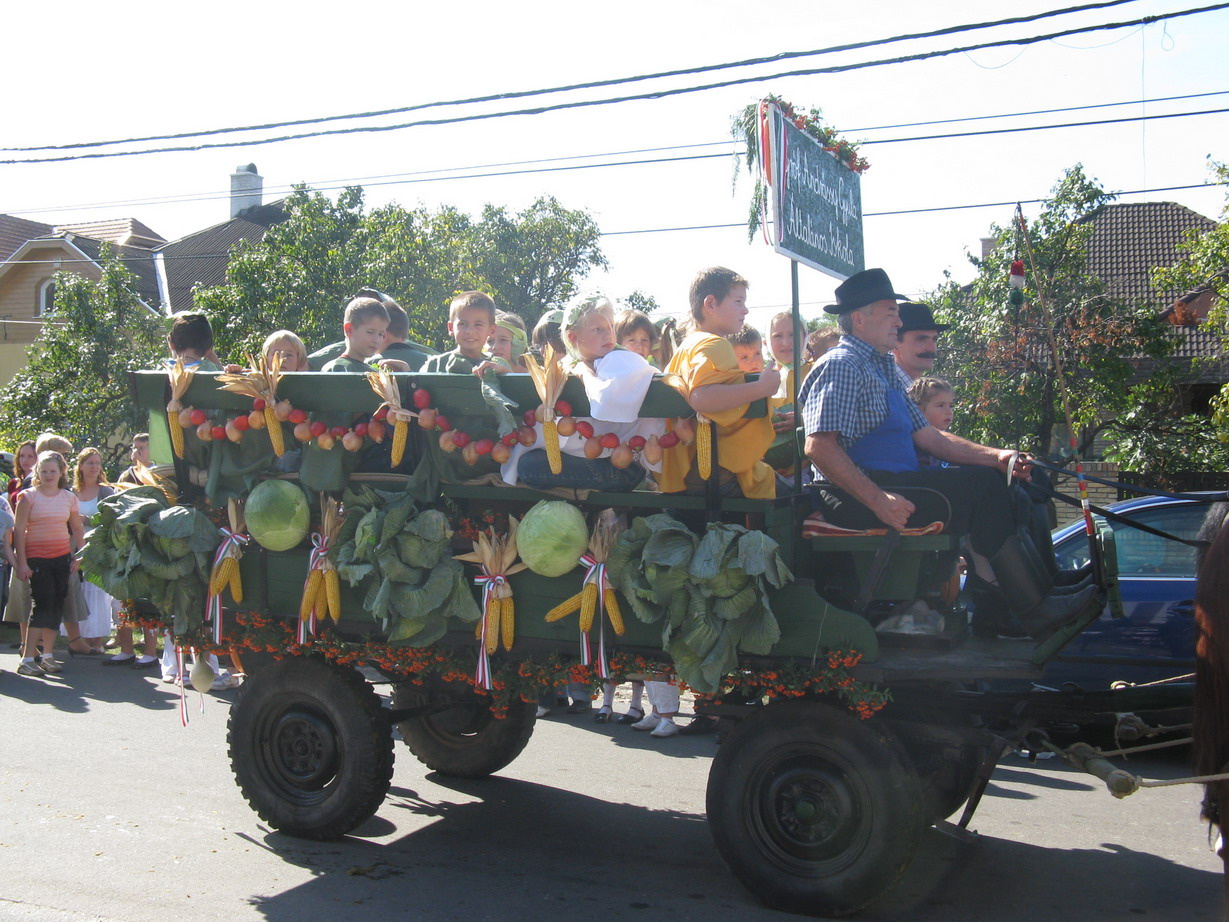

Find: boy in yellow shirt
<box><xmin>658</xmin><ymin>268</ymin><xmax>779</xmax><ymax>499</ymax></box>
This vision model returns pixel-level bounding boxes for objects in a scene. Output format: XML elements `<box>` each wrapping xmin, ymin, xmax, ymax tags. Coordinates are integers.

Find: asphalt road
<box><xmin>0</xmin><ymin>643</ymin><xmax>1221</xmax><ymax>921</ymax></box>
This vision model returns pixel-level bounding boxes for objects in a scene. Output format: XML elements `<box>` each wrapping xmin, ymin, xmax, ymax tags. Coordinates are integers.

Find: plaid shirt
<box><xmin>799</xmin><ymin>334</ymin><xmax>929</xmax><ymax>456</ymax></box>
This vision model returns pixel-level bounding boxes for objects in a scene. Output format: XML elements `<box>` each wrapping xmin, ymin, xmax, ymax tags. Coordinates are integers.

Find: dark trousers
<box><xmin>819</xmin><ymin>466</ymin><xmax>1020</xmax><ymax>557</ymax></box>
<box><xmin>28</xmin><ymin>554</ymin><xmax>70</xmax><ymax>630</ymax></box>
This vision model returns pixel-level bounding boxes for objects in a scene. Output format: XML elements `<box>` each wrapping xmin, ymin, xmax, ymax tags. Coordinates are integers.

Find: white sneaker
<box><xmin>630</xmin><ymin>713</ymin><xmax>661</xmax><ymax>731</ymax></box>
<box><xmin>650</xmin><ymin>718</ymin><xmax>679</xmax><ymax>738</ymax></box>
<box><xmin>162</xmin><ymin>673</ymin><xmax>181</xmax><ymax>684</ymax></box>
<box><xmin>211</xmin><ymin>673</ymin><xmax>242</xmax><ymax>691</ymax></box>
<box><xmin>535</xmin><ymin>705</ymin><xmax>549</xmax><ymax>718</ymax></box>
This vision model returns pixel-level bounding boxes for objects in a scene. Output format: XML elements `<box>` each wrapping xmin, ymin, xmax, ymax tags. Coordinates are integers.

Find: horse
<box><xmin>1192</xmin><ymin>500</ymin><xmax>1229</xmax><ymax>911</ymax></box>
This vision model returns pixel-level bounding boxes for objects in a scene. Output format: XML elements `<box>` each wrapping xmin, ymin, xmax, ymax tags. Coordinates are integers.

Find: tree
<box><xmin>194</xmin><ymin>188</ymin><xmax>607</xmax><ymax>358</ymax></box>
<box><xmin>1150</xmin><ymin>159</ymin><xmax>1229</xmax><ymax>440</ymax></box>
<box><xmin>468</xmin><ymin>196</ymin><xmax>607</xmax><ymax>327</ymax></box>
<box><xmin>931</xmin><ymin>165</ymin><xmax>1174</xmax><ymax>458</ymax></box>
<box><xmin>0</xmin><ymin>249</ymin><xmax>165</xmax><ymax>469</ymax></box>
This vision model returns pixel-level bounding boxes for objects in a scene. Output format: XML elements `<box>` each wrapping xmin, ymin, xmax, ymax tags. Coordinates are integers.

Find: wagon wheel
<box><xmin>394</xmin><ymin>684</ymin><xmax>536</xmax><ymax>778</ymax></box>
<box><xmin>706</xmin><ymin>700</ymin><xmax>925</xmax><ymax>918</ymax></box>
<box><xmin>228</xmin><ymin>656</ymin><xmax>393</xmax><ymax>840</ymax></box>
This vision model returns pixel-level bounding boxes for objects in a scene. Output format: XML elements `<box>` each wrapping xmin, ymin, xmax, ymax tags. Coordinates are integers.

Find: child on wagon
<box><xmin>658</xmin><ymin>268</ymin><xmax>779</xmax><ymax>499</ymax></box>
<box><xmin>488</xmin><ymin>312</ymin><xmax>529</xmax><ymax>373</ymax></box>
<box><xmin>614</xmin><ymin>310</ymin><xmax>659</xmax><ymax>367</ymax></box>
<box><xmin>764</xmin><ymin>311</ymin><xmax>813</xmax><ymax>475</ymax></box>
<box><xmin>727</xmin><ymin>325</ymin><xmax>766</xmax><ymax>374</ymax></box>
<box><xmin>500</xmin><ymin>296</ymin><xmax>664</xmax><ymax>492</ymax></box>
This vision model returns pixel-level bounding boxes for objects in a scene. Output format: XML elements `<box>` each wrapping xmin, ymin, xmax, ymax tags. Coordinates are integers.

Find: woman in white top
<box><xmin>71</xmin><ymin>448</ymin><xmax>119</xmax><ymax>654</ymax></box>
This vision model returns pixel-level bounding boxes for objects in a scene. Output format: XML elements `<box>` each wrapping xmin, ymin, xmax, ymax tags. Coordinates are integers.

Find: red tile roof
<box><xmin>0</xmin><ymin>214</ymin><xmax>53</xmax><ymax>260</ymax></box>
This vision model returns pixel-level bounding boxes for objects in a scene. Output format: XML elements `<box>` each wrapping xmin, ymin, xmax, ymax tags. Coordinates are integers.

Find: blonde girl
<box><xmin>14</xmin><ymin>452</ymin><xmax>85</xmax><ymax>676</ymax></box>
<box><xmin>72</xmin><ymin>448</ymin><xmax>118</xmax><ymax>653</ymax></box>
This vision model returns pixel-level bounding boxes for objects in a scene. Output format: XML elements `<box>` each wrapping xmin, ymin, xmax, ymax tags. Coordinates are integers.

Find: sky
<box><xmin>2</xmin><ymin>0</ymin><xmax>1226</xmax><ymax>335</ymax></box>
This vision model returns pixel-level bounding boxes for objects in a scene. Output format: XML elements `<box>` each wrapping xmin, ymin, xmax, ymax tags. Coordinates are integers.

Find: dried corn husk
<box><xmin>521</xmin><ymin>345</ymin><xmax>570</xmax><ymax>474</ymax></box>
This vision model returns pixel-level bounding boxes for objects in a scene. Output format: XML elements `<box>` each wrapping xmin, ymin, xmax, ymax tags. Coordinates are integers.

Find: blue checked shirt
<box><xmin>799</xmin><ymin>334</ymin><xmax>929</xmax><ymax>465</ymax></box>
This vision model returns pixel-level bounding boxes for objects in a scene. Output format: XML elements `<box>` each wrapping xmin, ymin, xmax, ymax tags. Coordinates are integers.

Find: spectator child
<box><xmin>116</xmin><ymin>434</ymin><xmax>151</xmax><ymax>485</ymax></box>
<box><xmin>13</xmin><ymin>451</ymin><xmax>85</xmax><ymax>677</ymax></box>
<box><xmin>614</xmin><ymin>310</ymin><xmax>659</xmax><ymax>366</ymax></box>
<box><xmin>727</xmin><ymin>325</ymin><xmax>766</xmax><ymax>374</ymax></box>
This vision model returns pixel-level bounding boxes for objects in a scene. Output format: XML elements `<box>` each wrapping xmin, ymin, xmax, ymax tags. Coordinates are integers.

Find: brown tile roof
<box><xmin>54</xmin><ymin>217</ymin><xmax>165</xmax><ymax>249</ymax></box>
<box><xmin>59</xmin><ymin>234</ymin><xmax>161</xmax><ymax>306</ymax></box>
<box><xmin>1084</xmin><ymin>201</ymin><xmax>1217</xmax><ymax>311</ymax></box>
<box><xmin>155</xmin><ymin>201</ymin><xmax>287</xmax><ymax>312</ymax></box>
<box><xmin>0</xmin><ymin>214</ymin><xmax>53</xmax><ymax>260</ymax></box>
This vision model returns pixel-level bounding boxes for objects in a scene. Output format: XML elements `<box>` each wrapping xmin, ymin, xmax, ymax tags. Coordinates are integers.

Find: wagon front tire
<box><xmin>706</xmin><ymin>700</ymin><xmax>925</xmax><ymax>917</ymax></box>
<box><xmin>227</xmin><ymin>657</ymin><xmax>393</xmax><ymax>840</ymax></box>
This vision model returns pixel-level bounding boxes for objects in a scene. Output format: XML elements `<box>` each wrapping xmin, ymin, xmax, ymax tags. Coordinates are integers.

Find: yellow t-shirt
<box><xmin>658</xmin><ymin>332</ymin><xmax>775</xmax><ymax>498</ymax></box>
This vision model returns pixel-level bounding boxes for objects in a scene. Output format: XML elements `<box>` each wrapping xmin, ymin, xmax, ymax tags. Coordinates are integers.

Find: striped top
<box><xmin>21</xmin><ymin>488</ymin><xmax>77</xmax><ymax>558</ymax></box>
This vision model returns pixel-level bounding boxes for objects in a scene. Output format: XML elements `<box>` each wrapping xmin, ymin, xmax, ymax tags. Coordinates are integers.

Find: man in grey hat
<box><xmin>797</xmin><ymin>268</ymin><xmax>1096</xmax><ymax>641</ymax></box>
<box><xmin>892</xmin><ymin>301</ymin><xmax>948</xmax><ymax>387</ymax></box>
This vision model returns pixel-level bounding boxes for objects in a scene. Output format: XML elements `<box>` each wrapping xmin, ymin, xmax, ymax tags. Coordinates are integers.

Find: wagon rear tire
<box><xmin>706</xmin><ymin>700</ymin><xmax>925</xmax><ymax>918</ymax></box>
<box><xmin>395</xmin><ymin>686</ymin><xmax>536</xmax><ymax>778</ymax></box>
<box><xmin>227</xmin><ymin>657</ymin><xmax>393</xmax><ymax>840</ymax></box>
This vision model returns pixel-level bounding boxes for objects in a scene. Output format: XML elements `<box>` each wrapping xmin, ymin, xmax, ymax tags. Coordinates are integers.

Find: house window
<box><xmin>36</xmin><ymin>279</ymin><xmax>56</xmax><ymax>317</ymax></box>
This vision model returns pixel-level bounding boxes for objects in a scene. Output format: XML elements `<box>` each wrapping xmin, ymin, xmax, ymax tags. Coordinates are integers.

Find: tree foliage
<box><xmin>194</xmin><ymin>187</ymin><xmax>606</xmax><ymax>359</ymax></box>
<box><xmin>0</xmin><ymin>249</ymin><xmax>165</xmax><ymax>469</ymax></box>
<box><xmin>931</xmin><ymin>165</ymin><xmax>1174</xmax><ymax>458</ymax></box>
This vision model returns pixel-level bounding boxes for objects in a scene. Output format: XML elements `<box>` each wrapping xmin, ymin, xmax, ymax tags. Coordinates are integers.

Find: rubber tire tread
<box><xmin>706</xmin><ymin>700</ymin><xmax>925</xmax><ymax>918</ymax></box>
<box><xmin>395</xmin><ymin>688</ymin><xmax>536</xmax><ymax>778</ymax></box>
<box><xmin>227</xmin><ymin>656</ymin><xmax>393</xmax><ymax>840</ymax></box>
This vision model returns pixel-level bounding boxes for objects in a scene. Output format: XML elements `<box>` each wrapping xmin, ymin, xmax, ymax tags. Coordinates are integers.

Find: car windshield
<box><xmin>1054</xmin><ymin>503</ymin><xmax>1206</xmax><ymax>577</ymax></box>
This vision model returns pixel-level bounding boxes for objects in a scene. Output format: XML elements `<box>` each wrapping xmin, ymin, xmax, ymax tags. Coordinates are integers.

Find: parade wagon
<box><xmin>101</xmin><ymin>365</ymin><xmax>1194</xmax><ymax>918</ymax></box>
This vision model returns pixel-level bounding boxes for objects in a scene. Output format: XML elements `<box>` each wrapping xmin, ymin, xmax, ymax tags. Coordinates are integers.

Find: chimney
<box><xmin>230</xmin><ymin>164</ymin><xmax>263</xmax><ymax>218</ymax></box>
<box><xmin>980</xmin><ymin>237</ymin><xmax>997</xmax><ymax>261</ymax></box>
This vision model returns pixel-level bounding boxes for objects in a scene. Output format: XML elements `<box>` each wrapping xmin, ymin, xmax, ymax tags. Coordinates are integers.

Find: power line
<box><xmin>6</xmin><ymin>181</ymin><xmax>1222</xmax><ymax>268</ymax></box>
<box><xmin>12</xmin><ymin>87</ymin><xmax>1224</xmax><ymax>219</ymax></box>
<box><xmin>3</xmin><ymin>3</ymin><xmax>1225</xmax><ymax>165</ymax></box>
<box><xmin>1</xmin><ymin>0</ymin><xmax>1145</xmax><ymax>154</ymax></box>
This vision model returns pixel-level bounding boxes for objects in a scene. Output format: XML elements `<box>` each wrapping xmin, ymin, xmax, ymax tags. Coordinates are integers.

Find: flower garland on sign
<box><xmin>734</xmin><ymin>94</ymin><xmax>870</xmax><ymax>241</ymax></box>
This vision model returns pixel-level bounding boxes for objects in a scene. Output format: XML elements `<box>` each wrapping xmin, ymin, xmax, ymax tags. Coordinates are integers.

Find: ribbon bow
<box><xmin>578</xmin><ymin>553</ymin><xmax>611</xmax><ymax>680</ymax></box>
<box><xmin>206</xmin><ymin>527</ymin><xmax>249</xmax><ymax>644</ymax></box>
<box><xmin>472</xmin><ymin>569</ymin><xmax>507</xmax><ymax>690</ymax></box>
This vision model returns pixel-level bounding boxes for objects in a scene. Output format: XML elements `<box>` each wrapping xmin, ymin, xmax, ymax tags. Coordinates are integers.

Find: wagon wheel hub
<box><xmin>764</xmin><ymin>762</ymin><xmax>858</xmax><ymax>858</ymax></box>
<box><xmin>270</xmin><ymin>709</ymin><xmax>339</xmax><ymax>787</ymax></box>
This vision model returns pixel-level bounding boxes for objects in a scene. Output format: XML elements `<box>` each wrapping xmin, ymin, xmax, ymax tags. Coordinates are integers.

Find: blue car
<box><xmin>1039</xmin><ymin>492</ymin><xmax>1219</xmax><ymax>690</ymax></box>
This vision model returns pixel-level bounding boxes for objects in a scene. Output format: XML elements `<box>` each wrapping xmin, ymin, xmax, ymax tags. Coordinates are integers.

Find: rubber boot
<box><xmin>989</xmin><ymin>535</ymin><xmax>1099</xmax><ymax>641</ymax></box>
<box><xmin>1015</xmin><ymin>527</ymin><xmax>1094</xmax><ymax>594</ymax></box>
<box><xmin>965</xmin><ymin>574</ymin><xmax>1028</xmax><ymax>640</ymax></box>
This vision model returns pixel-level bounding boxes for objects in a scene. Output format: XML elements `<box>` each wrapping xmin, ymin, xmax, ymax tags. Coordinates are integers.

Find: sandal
<box><xmin>594</xmin><ymin>706</ymin><xmax>613</xmax><ymax>723</ymax></box>
<box><xmin>616</xmin><ymin>707</ymin><xmax>645</xmax><ymax>725</ymax></box>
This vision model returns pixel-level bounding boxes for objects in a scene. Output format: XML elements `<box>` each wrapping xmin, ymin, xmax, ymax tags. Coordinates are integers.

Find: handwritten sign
<box><xmin>765</xmin><ymin>106</ymin><xmax>864</xmax><ymax>280</ymax></box>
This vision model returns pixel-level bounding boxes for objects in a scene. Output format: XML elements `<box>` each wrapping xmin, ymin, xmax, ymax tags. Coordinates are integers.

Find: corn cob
<box><xmin>579</xmin><ymin>581</ymin><xmax>599</xmax><ymax>632</ymax></box>
<box><xmin>209</xmin><ymin>555</ymin><xmax>235</xmax><ymax>597</ymax></box>
<box><xmin>168</xmin><ymin>410</ymin><xmax>186</xmax><ymax>459</ymax></box>
<box><xmin>604</xmin><ymin>588</ymin><xmax>624</xmax><ymax>635</ymax></box>
<box><xmin>227</xmin><ymin>561</ymin><xmax>243</xmax><ymax>604</ymax></box>
<box><xmin>392</xmin><ymin>418</ymin><xmax>409</xmax><ymax>467</ymax></box>
<box><xmin>696</xmin><ymin>418</ymin><xmax>712</xmax><ymax>480</ymax></box>
<box><xmin>300</xmin><ymin>569</ymin><xmax>323</xmax><ymax>620</ymax></box>
<box><xmin>546</xmin><ymin>592</ymin><xmax>584</xmax><ymax>622</ymax></box>
<box><xmin>264</xmin><ymin>407</ymin><xmax>285</xmax><ymax>457</ymax></box>
<box><xmin>485</xmin><ymin>598</ymin><xmax>500</xmax><ymax>655</ymax></box>
<box><xmin>543</xmin><ymin>417</ymin><xmax>562</xmax><ymax>474</ymax></box>
<box><xmin>501</xmin><ymin>595</ymin><xmax>515</xmax><ymax>651</ymax></box>
<box><xmin>325</xmin><ymin>569</ymin><xmax>341</xmax><ymax>623</ymax></box>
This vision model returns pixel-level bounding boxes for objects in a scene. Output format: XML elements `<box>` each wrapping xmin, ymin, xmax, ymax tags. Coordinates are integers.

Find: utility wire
<box><xmin>3</xmin><ymin>3</ymin><xmax>1225</xmax><ymax>165</ymax></box>
<box><xmin>11</xmin><ymin>87</ymin><xmax>1223</xmax><ymax>219</ymax></box>
<box><xmin>7</xmin><ymin>181</ymin><xmax>1222</xmax><ymax>266</ymax></box>
<box><xmin>0</xmin><ymin>0</ymin><xmax>1145</xmax><ymax>154</ymax></box>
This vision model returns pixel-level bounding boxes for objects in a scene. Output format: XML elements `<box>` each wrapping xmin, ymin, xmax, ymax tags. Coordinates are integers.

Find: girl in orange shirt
<box><xmin>13</xmin><ymin>452</ymin><xmax>84</xmax><ymax>677</ymax></box>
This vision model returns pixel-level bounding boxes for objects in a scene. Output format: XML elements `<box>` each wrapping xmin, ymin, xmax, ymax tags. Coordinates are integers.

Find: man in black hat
<box><xmin>893</xmin><ymin>302</ymin><xmax>948</xmax><ymax>386</ymax></box>
<box><xmin>797</xmin><ymin>267</ymin><xmax>1096</xmax><ymax>641</ymax></box>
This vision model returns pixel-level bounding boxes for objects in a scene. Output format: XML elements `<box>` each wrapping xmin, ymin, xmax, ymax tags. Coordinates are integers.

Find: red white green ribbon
<box><xmin>206</xmin><ymin>527</ymin><xmax>248</xmax><ymax>645</ymax></box>
<box><xmin>473</xmin><ymin>569</ymin><xmax>506</xmax><ymax>690</ymax></box>
<box><xmin>297</xmin><ymin>532</ymin><xmax>330</xmax><ymax>644</ymax></box>
<box><xmin>578</xmin><ymin>554</ymin><xmax>610</xmax><ymax>680</ymax></box>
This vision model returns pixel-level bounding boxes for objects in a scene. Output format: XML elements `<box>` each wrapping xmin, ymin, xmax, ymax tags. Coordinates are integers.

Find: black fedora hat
<box><xmin>897</xmin><ymin>302</ymin><xmax>950</xmax><ymax>333</ymax></box>
<box><xmin>824</xmin><ymin>268</ymin><xmax>907</xmax><ymax>315</ymax></box>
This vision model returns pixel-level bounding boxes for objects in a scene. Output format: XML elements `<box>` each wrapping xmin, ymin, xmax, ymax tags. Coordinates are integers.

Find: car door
<box><xmin>1043</xmin><ymin>500</ymin><xmax>1203</xmax><ymax>688</ymax></box>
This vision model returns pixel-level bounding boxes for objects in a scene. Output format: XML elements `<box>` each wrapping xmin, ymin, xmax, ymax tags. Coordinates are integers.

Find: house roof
<box><xmin>155</xmin><ymin>200</ymin><xmax>287</xmax><ymax>312</ymax></box>
<box><xmin>0</xmin><ymin>214</ymin><xmax>53</xmax><ymax>260</ymax></box>
<box><xmin>1084</xmin><ymin>201</ymin><xmax>1217</xmax><ymax>311</ymax></box>
<box><xmin>59</xmin><ymin>234</ymin><xmax>162</xmax><ymax>306</ymax></box>
<box><xmin>55</xmin><ymin>217</ymin><xmax>165</xmax><ymax>249</ymax></box>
